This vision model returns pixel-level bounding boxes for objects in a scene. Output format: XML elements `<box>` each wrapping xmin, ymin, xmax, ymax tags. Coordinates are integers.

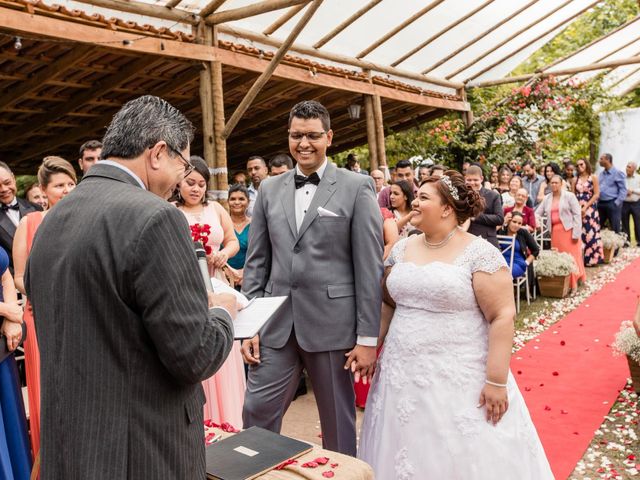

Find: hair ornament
<box><xmin>440</xmin><ymin>175</ymin><xmax>460</xmax><ymax>201</ymax></box>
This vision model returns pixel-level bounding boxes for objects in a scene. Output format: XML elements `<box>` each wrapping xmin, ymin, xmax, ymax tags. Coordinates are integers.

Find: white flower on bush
<box><xmin>534</xmin><ymin>250</ymin><xmax>578</xmax><ymax>277</ymax></box>
<box><xmin>612</xmin><ymin>321</ymin><xmax>640</xmax><ymax>363</ymax></box>
<box><xmin>601</xmin><ymin>229</ymin><xmax>627</xmax><ymax>250</ymax></box>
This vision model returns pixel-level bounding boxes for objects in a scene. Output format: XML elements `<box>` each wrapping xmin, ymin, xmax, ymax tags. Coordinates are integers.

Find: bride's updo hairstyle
<box><xmin>420</xmin><ymin>170</ymin><xmax>484</xmax><ymax>225</ymax></box>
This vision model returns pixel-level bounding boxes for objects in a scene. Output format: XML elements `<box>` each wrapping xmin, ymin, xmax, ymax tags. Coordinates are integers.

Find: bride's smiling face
<box><xmin>410</xmin><ymin>182</ymin><xmax>448</xmax><ymax>231</ymax></box>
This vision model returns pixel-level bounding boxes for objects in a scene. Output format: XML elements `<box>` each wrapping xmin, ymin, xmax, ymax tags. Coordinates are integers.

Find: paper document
<box><xmin>233</xmin><ymin>296</ymin><xmax>288</xmax><ymax>340</ymax></box>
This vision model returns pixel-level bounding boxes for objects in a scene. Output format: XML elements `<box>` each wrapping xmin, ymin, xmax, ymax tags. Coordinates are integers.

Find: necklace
<box><xmin>423</xmin><ymin>227</ymin><xmax>458</xmax><ymax>249</ymax></box>
<box><xmin>232</xmin><ymin>217</ymin><xmax>248</xmax><ymax>229</ymax></box>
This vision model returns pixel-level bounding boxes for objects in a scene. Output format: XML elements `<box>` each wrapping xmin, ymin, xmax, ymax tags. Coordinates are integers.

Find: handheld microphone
<box><xmin>194</xmin><ymin>241</ymin><xmax>215</xmax><ymax>294</ymax></box>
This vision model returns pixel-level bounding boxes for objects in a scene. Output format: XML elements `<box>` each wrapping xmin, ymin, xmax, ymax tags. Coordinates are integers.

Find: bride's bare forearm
<box><xmin>378</xmin><ymin>302</ymin><xmax>394</xmax><ymax>348</ymax></box>
<box><xmin>485</xmin><ymin>316</ymin><xmax>514</xmax><ymax>384</ymax></box>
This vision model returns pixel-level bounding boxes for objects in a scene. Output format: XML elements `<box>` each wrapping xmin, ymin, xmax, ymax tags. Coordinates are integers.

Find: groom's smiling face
<box><xmin>289</xmin><ymin>117</ymin><xmax>333</xmax><ymax>176</ymax></box>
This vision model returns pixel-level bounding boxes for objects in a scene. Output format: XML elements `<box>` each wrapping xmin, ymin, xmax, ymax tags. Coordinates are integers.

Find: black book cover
<box><xmin>206</xmin><ymin>426</ymin><xmax>313</xmax><ymax>480</ymax></box>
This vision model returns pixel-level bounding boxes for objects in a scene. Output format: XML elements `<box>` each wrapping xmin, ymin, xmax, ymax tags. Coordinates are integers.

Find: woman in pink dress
<box><xmin>13</xmin><ymin>157</ymin><xmax>77</xmax><ymax>460</ymax></box>
<box><xmin>175</xmin><ymin>156</ymin><xmax>245</xmax><ymax>428</ymax></box>
<box><xmin>536</xmin><ymin>175</ymin><xmax>586</xmax><ymax>290</ymax></box>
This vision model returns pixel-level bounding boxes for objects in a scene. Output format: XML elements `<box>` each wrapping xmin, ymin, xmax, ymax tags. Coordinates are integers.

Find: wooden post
<box><xmin>458</xmin><ymin>88</ymin><xmax>474</xmax><ymax>128</ymax></box>
<box><xmin>198</xmin><ymin>23</ymin><xmax>217</xmax><ymax>191</ymax></box>
<box><xmin>212</xmin><ymin>27</ymin><xmax>228</xmax><ymax>202</ymax></box>
<box><xmin>363</xmin><ymin>94</ymin><xmax>378</xmax><ymax>171</ymax></box>
<box><xmin>372</xmin><ymin>93</ymin><xmax>387</xmax><ymax>169</ymax></box>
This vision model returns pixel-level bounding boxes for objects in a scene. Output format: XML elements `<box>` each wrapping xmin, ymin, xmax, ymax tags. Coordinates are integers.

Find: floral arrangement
<box><xmin>600</xmin><ymin>229</ymin><xmax>627</xmax><ymax>250</ymax></box>
<box><xmin>533</xmin><ymin>250</ymin><xmax>578</xmax><ymax>277</ymax></box>
<box><xmin>612</xmin><ymin>321</ymin><xmax>640</xmax><ymax>363</ymax></box>
<box><xmin>190</xmin><ymin>223</ymin><xmax>212</xmax><ymax>255</ymax></box>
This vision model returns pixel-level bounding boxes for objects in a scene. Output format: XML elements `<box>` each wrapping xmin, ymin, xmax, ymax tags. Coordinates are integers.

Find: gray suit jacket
<box><xmin>0</xmin><ymin>197</ymin><xmax>40</xmax><ymax>269</ymax></box>
<box><xmin>242</xmin><ymin>163</ymin><xmax>383</xmax><ymax>352</ymax></box>
<box><xmin>25</xmin><ymin>163</ymin><xmax>234</xmax><ymax>479</ymax></box>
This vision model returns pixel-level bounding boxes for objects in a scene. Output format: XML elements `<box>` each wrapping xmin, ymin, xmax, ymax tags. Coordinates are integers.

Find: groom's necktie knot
<box><xmin>294</xmin><ymin>172</ymin><xmax>320</xmax><ymax>189</ymax></box>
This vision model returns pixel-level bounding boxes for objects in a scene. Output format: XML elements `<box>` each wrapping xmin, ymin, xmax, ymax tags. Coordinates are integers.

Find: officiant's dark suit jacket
<box><xmin>469</xmin><ymin>187</ymin><xmax>504</xmax><ymax>248</ymax></box>
<box><xmin>0</xmin><ymin>197</ymin><xmax>40</xmax><ymax>269</ymax></box>
<box><xmin>25</xmin><ymin>163</ymin><xmax>234</xmax><ymax>480</ymax></box>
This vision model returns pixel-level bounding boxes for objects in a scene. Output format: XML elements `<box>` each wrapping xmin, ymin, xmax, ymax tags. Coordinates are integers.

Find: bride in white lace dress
<box><xmin>358</xmin><ymin>171</ymin><xmax>553</xmax><ymax>479</ymax></box>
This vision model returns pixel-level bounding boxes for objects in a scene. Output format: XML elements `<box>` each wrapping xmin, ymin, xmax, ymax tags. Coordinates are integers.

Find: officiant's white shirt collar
<box><xmin>295</xmin><ymin>158</ymin><xmax>328</xmax><ymax>178</ymax></box>
<box><xmin>100</xmin><ymin>160</ymin><xmax>146</xmax><ymax>190</ymax></box>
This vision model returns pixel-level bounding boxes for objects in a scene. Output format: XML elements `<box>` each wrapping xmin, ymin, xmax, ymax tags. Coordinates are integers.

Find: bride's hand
<box><xmin>478</xmin><ymin>384</ymin><xmax>509</xmax><ymax>425</ymax></box>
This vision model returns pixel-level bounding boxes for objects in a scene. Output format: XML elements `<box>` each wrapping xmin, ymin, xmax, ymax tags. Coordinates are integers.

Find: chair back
<box><xmin>497</xmin><ymin>234</ymin><xmax>516</xmax><ymax>272</ymax></box>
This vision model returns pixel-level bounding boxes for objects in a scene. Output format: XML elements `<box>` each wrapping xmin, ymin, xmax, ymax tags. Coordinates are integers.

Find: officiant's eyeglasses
<box><xmin>167</xmin><ymin>145</ymin><xmax>194</xmax><ymax>177</ymax></box>
<box><xmin>288</xmin><ymin>131</ymin><xmax>326</xmax><ymax>142</ymax></box>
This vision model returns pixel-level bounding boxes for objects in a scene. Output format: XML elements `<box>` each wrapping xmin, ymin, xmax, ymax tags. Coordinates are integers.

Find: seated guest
<box><xmin>269</xmin><ymin>153</ymin><xmax>293</xmax><ymax>176</ymax></box>
<box><xmin>501</xmin><ymin>175</ymin><xmax>524</xmax><ymax>208</ymax></box>
<box><xmin>24</xmin><ymin>182</ymin><xmax>48</xmax><ymax>210</ymax></box>
<box><xmin>498</xmin><ymin>212</ymin><xmax>540</xmax><ymax>278</ymax></box>
<box><xmin>465</xmin><ymin>165</ymin><xmax>503</xmax><ymax>248</ymax></box>
<box><xmin>504</xmin><ymin>188</ymin><xmax>536</xmax><ymax>232</ymax></box>
<box><xmin>536</xmin><ymin>175</ymin><xmax>586</xmax><ymax>291</ymax></box>
<box><xmin>226</xmin><ymin>183</ymin><xmax>251</xmax><ymax>287</ymax></box>
<box><xmin>174</xmin><ymin>156</ymin><xmax>245</xmax><ymax>427</ymax></box>
<box><xmin>389</xmin><ymin>180</ymin><xmax>415</xmax><ymax>238</ymax></box>
<box><xmin>13</xmin><ymin>156</ymin><xmax>76</xmax><ymax>461</ymax></box>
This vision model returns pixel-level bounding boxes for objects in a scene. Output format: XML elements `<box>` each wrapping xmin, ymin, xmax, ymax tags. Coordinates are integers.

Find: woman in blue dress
<box><xmin>0</xmin><ymin>246</ymin><xmax>32</xmax><ymax>480</ymax></box>
<box><xmin>226</xmin><ymin>184</ymin><xmax>251</xmax><ymax>288</ymax></box>
<box><xmin>498</xmin><ymin>212</ymin><xmax>540</xmax><ymax>278</ymax></box>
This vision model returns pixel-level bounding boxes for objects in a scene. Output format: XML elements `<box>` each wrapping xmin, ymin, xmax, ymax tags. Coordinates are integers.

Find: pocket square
<box><xmin>317</xmin><ymin>207</ymin><xmax>339</xmax><ymax>217</ymax></box>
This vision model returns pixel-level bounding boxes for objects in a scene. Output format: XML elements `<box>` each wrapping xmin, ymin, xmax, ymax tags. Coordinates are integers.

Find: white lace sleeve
<box><xmin>468</xmin><ymin>239</ymin><xmax>508</xmax><ymax>274</ymax></box>
<box><xmin>384</xmin><ymin>238</ymin><xmax>409</xmax><ymax>268</ymax></box>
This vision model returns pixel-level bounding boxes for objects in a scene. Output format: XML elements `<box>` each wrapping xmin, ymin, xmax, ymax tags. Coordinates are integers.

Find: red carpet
<box><xmin>511</xmin><ymin>257</ymin><xmax>640</xmax><ymax>480</ymax></box>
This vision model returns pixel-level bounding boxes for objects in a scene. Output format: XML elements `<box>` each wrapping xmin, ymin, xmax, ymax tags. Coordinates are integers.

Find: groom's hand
<box><xmin>344</xmin><ymin>345</ymin><xmax>376</xmax><ymax>384</ymax></box>
<box><xmin>241</xmin><ymin>335</ymin><xmax>261</xmax><ymax>364</ymax></box>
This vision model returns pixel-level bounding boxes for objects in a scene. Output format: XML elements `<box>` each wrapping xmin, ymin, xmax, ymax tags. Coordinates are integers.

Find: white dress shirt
<box><xmin>3</xmin><ymin>198</ymin><xmax>20</xmax><ymax>226</ymax></box>
<box><xmin>100</xmin><ymin>160</ymin><xmax>146</xmax><ymax>190</ymax></box>
<box><xmin>625</xmin><ymin>173</ymin><xmax>640</xmax><ymax>203</ymax></box>
<box><xmin>247</xmin><ymin>184</ymin><xmax>258</xmax><ymax>218</ymax></box>
<box><xmin>294</xmin><ymin>160</ymin><xmax>376</xmax><ymax>347</ymax></box>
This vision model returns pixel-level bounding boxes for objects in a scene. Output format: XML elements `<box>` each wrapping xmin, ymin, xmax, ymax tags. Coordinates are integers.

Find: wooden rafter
<box><xmin>312</xmin><ymin>0</ymin><xmax>382</xmax><ymax>49</ymax></box>
<box><xmin>593</xmin><ymin>36</ymin><xmax>640</xmax><ymax>64</ymax></box>
<box><xmin>540</xmin><ymin>14</ymin><xmax>640</xmax><ymax>71</ymax></box>
<box><xmin>423</xmin><ymin>0</ymin><xmax>539</xmax><ymax>75</ymax></box>
<box><xmin>608</xmin><ymin>63</ymin><xmax>640</xmax><ymax>90</ymax></box>
<box><xmin>199</xmin><ymin>0</ymin><xmax>228</xmax><ymax>18</ymax></box>
<box><xmin>207</xmin><ymin>0</ymin><xmax>311</xmax><ymax>24</ymax></box>
<box><xmin>356</xmin><ymin>0</ymin><xmax>445</xmax><ymax>59</ymax></box>
<box><xmin>263</xmin><ymin>3</ymin><xmax>306</xmax><ymax>35</ymax></box>
<box><xmin>217</xmin><ymin>24</ymin><xmax>464</xmax><ymax>89</ymax></box>
<box><xmin>222</xmin><ymin>0</ymin><xmax>323</xmax><ymax>139</ymax></box>
<box><xmin>0</xmin><ymin>57</ymin><xmax>160</xmax><ymax>148</ymax></box>
<box><xmin>467</xmin><ymin>55</ymin><xmax>640</xmax><ymax>88</ymax></box>
<box><xmin>165</xmin><ymin>0</ymin><xmax>183</xmax><ymax>8</ymax></box>
<box><xmin>16</xmin><ymin>66</ymin><xmax>201</xmax><ymax>163</ymax></box>
<box><xmin>0</xmin><ymin>45</ymin><xmax>93</xmax><ymax>111</ymax></box>
<box><xmin>464</xmin><ymin>0</ymin><xmax>600</xmax><ymax>83</ymax></box>
<box><xmin>619</xmin><ymin>76</ymin><xmax>640</xmax><ymax>96</ymax></box>
<box><xmin>75</xmin><ymin>0</ymin><xmax>197</xmax><ymax>24</ymax></box>
<box><xmin>445</xmin><ymin>0</ymin><xmax>574</xmax><ymax>80</ymax></box>
<box><xmin>391</xmin><ymin>0</ymin><xmax>495</xmax><ymax>67</ymax></box>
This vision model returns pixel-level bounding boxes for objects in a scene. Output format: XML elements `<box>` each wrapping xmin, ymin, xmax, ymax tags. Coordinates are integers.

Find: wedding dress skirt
<box><xmin>358</xmin><ymin>237</ymin><xmax>553</xmax><ymax>479</ymax></box>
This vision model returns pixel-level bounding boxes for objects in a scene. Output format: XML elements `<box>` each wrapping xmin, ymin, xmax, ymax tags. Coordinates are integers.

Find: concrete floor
<box><xmin>280</xmin><ymin>377</ymin><xmax>365</xmax><ymax>446</ymax></box>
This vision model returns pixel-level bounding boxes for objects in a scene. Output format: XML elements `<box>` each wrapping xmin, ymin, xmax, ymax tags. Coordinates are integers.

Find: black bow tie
<box><xmin>0</xmin><ymin>203</ymin><xmax>18</xmax><ymax>212</ymax></box>
<box><xmin>294</xmin><ymin>172</ymin><xmax>321</xmax><ymax>189</ymax></box>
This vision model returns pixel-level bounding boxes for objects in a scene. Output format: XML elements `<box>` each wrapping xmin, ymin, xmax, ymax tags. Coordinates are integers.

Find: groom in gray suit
<box><xmin>241</xmin><ymin>101</ymin><xmax>383</xmax><ymax>456</ymax></box>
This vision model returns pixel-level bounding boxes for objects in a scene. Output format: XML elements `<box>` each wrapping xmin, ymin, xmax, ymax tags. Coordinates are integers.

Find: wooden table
<box><xmin>205</xmin><ymin>427</ymin><xmax>374</xmax><ymax>480</ymax></box>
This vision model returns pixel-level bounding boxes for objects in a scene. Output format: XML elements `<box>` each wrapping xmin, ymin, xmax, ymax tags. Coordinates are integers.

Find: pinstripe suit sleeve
<box><xmin>133</xmin><ymin>206</ymin><xmax>234</xmax><ymax>385</ymax></box>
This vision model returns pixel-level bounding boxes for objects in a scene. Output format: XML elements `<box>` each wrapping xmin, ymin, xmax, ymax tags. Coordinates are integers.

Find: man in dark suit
<box><xmin>25</xmin><ymin>96</ymin><xmax>236</xmax><ymax>479</ymax></box>
<box><xmin>241</xmin><ymin>101</ymin><xmax>383</xmax><ymax>456</ymax></box>
<box><xmin>0</xmin><ymin>161</ymin><xmax>41</xmax><ymax>269</ymax></box>
<box><xmin>465</xmin><ymin>165</ymin><xmax>504</xmax><ymax>248</ymax></box>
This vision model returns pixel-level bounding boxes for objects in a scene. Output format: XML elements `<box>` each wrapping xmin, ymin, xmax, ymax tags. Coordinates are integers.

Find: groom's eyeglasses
<box><xmin>288</xmin><ymin>131</ymin><xmax>326</xmax><ymax>142</ymax></box>
<box><xmin>167</xmin><ymin>145</ymin><xmax>194</xmax><ymax>178</ymax></box>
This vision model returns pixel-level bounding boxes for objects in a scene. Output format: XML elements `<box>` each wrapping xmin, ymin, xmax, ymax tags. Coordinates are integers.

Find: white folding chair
<box><xmin>534</xmin><ymin>215</ymin><xmax>551</xmax><ymax>251</ymax></box>
<box><xmin>497</xmin><ymin>234</ymin><xmax>530</xmax><ymax>313</ymax></box>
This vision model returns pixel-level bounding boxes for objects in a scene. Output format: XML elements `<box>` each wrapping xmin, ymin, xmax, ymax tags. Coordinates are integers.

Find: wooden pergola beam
<box><xmin>312</xmin><ymin>0</ymin><xmax>382</xmax><ymax>49</ymax></box>
<box><xmin>422</xmin><ymin>0</ymin><xmax>539</xmax><ymax>75</ymax></box>
<box><xmin>199</xmin><ymin>0</ymin><xmax>228</xmax><ymax>18</ymax></box>
<box><xmin>392</xmin><ymin>0</ymin><xmax>495</xmax><ymax>67</ymax></box>
<box><xmin>217</xmin><ymin>24</ymin><xmax>464</xmax><ymax>89</ymax></box>
<box><xmin>465</xmin><ymin>0</ymin><xmax>600</xmax><ymax>83</ymax></box>
<box><xmin>467</xmin><ymin>55</ymin><xmax>640</xmax><ymax>88</ymax></box>
<box><xmin>540</xmin><ymin>14</ymin><xmax>640</xmax><ymax>72</ymax></box>
<box><xmin>263</xmin><ymin>3</ymin><xmax>307</xmax><ymax>35</ymax></box>
<box><xmin>222</xmin><ymin>0</ymin><xmax>323</xmax><ymax>139</ymax></box>
<box><xmin>356</xmin><ymin>0</ymin><xmax>445</xmax><ymax>59</ymax></box>
<box><xmin>592</xmin><ymin>37</ymin><xmax>640</xmax><ymax>65</ymax></box>
<box><xmin>0</xmin><ymin>57</ymin><xmax>160</xmax><ymax>148</ymax></box>
<box><xmin>0</xmin><ymin>7</ymin><xmax>214</xmax><ymax>61</ymax></box>
<box><xmin>76</xmin><ymin>0</ymin><xmax>198</xmax><ymax>24</ymax></box>
<box><xmin>0</xmin><ymin>45</ymin><xmax>93</xmax><ymax>110</ymax></box>
<box><xmin>445</xmin><ymin>0</ymin><xmax>574</xmax><ymax>80</ymax></box>
<box><xmin>207</xmin><ymin>0</ymin><xmax>311</xmax><ymax>24</ymax></box>
<box><xmin>608</xmin><ymin>64</ymin><xmax>640</xmax><ymax>90</ymax></box>
<box><xmin>165</xmin><ymin>0</ymin><xmax>183</xmax><ymax>8</ymax></box>
<box><xmin>619</xmin><ymin>77</ymin><xmax>640</xmax><ymax>96</ymax></box>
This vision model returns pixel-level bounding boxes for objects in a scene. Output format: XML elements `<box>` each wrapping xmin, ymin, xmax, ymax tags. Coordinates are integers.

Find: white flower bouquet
<box><xmin>612</xmin><ymin>321</ymin><xmax>640</xmax><ymax>363</ymax></box>
<box><xmin>534</xmin><ymin>250</ymin><xmax>578</xmax><ymax>277</ymax></box>
<box><xmin>600</xmin><ymin>229</ymin><xmax>627</xmax><ymax>250</ymax></box>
